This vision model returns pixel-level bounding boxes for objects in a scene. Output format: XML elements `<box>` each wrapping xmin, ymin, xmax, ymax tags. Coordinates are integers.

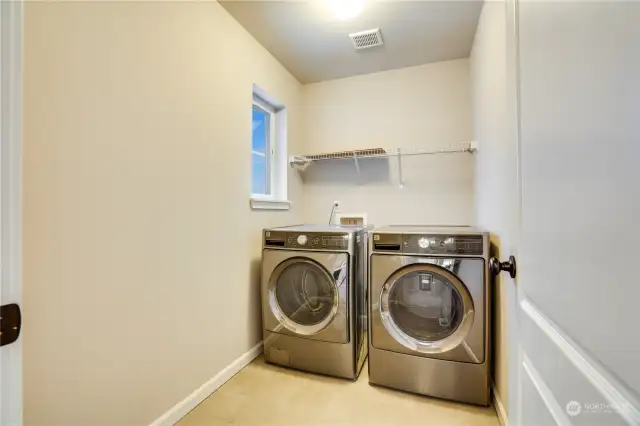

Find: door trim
<box><xmin>0</xmin><ymin>1</ymin><xmax>23</xmax><ymax>425</ymax></box>
<box><xmin>504</xmin><ymin>0</ymin><xmax>523</xmax><ymax>421</ymax></box>
<box><xmin>521</xmin><ymin>299</ymin><xmax>640</xmax><ymax>424</ymax></box>
<box><xmin>521</xmin><ymin>352</ymin><xmax>573</xmax><ymax>426</ymax></box>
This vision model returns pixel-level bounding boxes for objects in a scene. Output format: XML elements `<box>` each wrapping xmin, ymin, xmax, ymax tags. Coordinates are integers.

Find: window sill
<box><xmin>250</xmin><ymin>197</ymin><xmax>291</xmax><ymax>211</ymax></box>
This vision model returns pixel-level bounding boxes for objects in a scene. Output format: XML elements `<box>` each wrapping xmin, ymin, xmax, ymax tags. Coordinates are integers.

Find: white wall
<box><xmin>23</xmin><ymin>2</ymin><xmax>302</xmax><ymax>425</ymax></box>
<box><xmin>470</xmin><ymin>1</ymin><xmax>513</xmax><ymax>419</ymax></box>
<box><xmin>300</xmin><ymin>59</ymin><xmax>475</xmax><ymax>226</ymax></box>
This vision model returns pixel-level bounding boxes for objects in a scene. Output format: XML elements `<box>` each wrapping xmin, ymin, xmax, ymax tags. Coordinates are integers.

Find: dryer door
<box><xmin>262</xmin><ymin>250</ymin><xmax>349</xmax><ymax>343</ymax></box>
<box><xmin>380</xmin><ymin>263</ymin><xmax>473</xmax><ymax>352</ymax></box>
<box><xmin>371</xmin><ymin>255</ymin><xmax>485</xmax><ymax>363</ymax></box>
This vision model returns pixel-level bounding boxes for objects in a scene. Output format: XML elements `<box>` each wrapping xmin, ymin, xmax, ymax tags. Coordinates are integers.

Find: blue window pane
<box><xmin>252</xmin><ymin>154</ymin><xmax>267</xmax><ymax>194</ymax></box>
<box><xmin>252</xmin><ymin>106</ymin><xmax>270</xmax><ymax>194</ymax></box>
<box><xmin>252</xmin><ymin>109</ymin><xmax>268</xmax><ymax>153</ymax></box>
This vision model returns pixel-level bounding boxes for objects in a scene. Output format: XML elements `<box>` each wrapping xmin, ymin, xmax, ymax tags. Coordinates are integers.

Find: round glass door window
<box><xmin>269</xmin><ymin>258</ymin><xmax>339</xmax><ymax>335</ymax></box>
<box><xmin>380</xmin><ymin>264</ymin><xmax>474</xmax><ymax>353</ymax></box>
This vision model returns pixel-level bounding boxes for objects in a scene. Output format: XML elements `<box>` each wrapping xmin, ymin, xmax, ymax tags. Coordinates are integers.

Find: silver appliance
<box><xmin>261</xmin><ymin>225</ymin><xmax>368</xmax><ymax>379</ymax></box>
<box><xmin>368</xmin><ymin>226</ymin><xmax>491</xmax><ymax>405</ymax></box>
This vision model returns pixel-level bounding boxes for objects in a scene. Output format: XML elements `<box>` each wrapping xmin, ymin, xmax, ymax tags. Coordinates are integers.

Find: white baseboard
<box><xmin>149</xmin><ymin>341</ymin><xmax>264</xmax><ymax>426</ymax></box>
<box><xmin>493</xmin><ymin>385</ymin><xmax>508</xmax><ymax>426</ymax></box>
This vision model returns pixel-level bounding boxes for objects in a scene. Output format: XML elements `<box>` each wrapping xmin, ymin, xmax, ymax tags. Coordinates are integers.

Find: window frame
<box><xmin>250</xmin><ymin>86</ymin><xmax>290</xmax><ymax>210</ymax></box>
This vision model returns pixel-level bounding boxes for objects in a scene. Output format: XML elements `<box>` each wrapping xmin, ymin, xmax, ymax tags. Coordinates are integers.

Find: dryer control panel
<box><xmin>264</xmin><ymin>231</ymin><xmax>350</xmax><ymax>251</ymax></box>
<box><xmin>372</xmin><ymin>233</ymin><xmax>484</xmax><ymax>256</ymax></box>
<box><xmin>404</xmin><ymin>235</ymin><xmax>483</xmax><ymax>255</ymax></box>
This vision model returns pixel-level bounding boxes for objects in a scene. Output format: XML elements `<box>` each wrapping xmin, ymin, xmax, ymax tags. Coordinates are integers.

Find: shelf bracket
<box><xmin>397</xmin><ymin>148</ymin><xmax>404</xmax><ymax>188</ymax></box>
<box><xmin>353</xmin><ymin>152</ymin><xmax>361</xmax><ymax>177</ymax></box>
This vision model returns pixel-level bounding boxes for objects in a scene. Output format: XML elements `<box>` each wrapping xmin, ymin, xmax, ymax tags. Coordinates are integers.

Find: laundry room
<box><xmin>14</xmin><ymin>0</ymin><xmax>638</xmax><ymax>426</ymax></box>
<box><xmin>22</xmin><ymin>1</ymin><xmax>509</xmax><ymax>425</ymax></box>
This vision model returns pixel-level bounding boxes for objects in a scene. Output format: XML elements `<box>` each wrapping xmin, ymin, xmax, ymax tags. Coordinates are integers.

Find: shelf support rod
<box><xmin>397</xmin><ymin>148</ymin><xmax>404</xmax><ymax>188</ymax></box>
<box><xmin>353</xmin><ymin>152</ymin><xmax>361</xmax><ymax>177</ymax></box>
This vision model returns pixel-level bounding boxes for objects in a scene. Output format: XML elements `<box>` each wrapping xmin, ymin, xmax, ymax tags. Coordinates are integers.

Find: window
<box><xmin>252</xmin><ymin>99</ymin><xmax>273</xmax><ymax>196</ymax></box>
<box><xmin>251</xmin><ymin>85</ymin><xmax>289</xmax><ymax>210</ymax></box>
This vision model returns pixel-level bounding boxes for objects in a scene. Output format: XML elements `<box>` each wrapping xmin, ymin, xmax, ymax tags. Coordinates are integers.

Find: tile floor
<box><xmin>177</xmin><ymin>356</ymin><xmax>500</xmax><ymax>426</ymax></box>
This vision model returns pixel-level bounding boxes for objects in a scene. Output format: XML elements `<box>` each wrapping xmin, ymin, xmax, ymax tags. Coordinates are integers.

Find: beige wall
<box><xmin>470</xmin><ymin>1</ymin><xmax>510</xmax><ymax>416</ymax></box>
<box><xmin>299</xmin><ymin>59</ymin><xmax>475</xmax><ymax>226</ymax></box>
<box><xmin>23</xmin><ymin>2</ymin><xmax>302</xmax><ymax>425</ymax></box>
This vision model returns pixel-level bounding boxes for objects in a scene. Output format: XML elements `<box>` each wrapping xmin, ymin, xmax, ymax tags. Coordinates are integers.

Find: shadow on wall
<box><xmin>249</xmin><ymin>258</ymin><xmax>264</xmax><ymax>337</ymax></box>
<box><xmin>488</xmin><ymin>237</ymin><xmax>510</xmax><ymax>413</ymax></box>
<box><xmin>298</xmin><ymin>158</ymin><xmax>391</xmax><ymax>185</ymax></box>
<box><xmin>299</xmin><ymin>154</ymin><xmax>475</xmax><ymax>225</ymax></box>
<box><xmin>489</xmin><ymin>239</ymin><xmax>501</xmax><ymax>382</ymax></box>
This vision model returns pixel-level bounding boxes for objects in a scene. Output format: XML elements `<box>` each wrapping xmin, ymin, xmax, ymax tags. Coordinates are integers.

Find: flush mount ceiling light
<box><xmin>329</xmin><ymin>0</ymin><xmax>365</xmax><ymax>20</ymax></box>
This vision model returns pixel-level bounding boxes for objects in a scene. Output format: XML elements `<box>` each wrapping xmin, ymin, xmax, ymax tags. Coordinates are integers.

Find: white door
<box><xmin>0</xmin><ymin>1</ymin><xmax>23</xmax><ymax>425</ymax></box>
<box><xmin>505</xmin><ymin>1</ymin><xmax>640</xmax><ymax>424</ymax></box>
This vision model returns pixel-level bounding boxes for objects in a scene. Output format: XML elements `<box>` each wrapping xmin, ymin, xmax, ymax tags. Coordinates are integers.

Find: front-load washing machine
<box><xmin>368</xmin><ymin>226</ymin><xmax>491</xmax><ymax>405</ymax></box>
<box><xmin>262</xmin><ymin>225</ymin><xmax>368</xmax><ymax>379</ymax></box>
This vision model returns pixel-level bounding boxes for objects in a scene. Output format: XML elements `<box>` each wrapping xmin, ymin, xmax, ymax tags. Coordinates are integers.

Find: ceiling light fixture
<box><xmin>329</xmin><ymin>0</ymin><xmax>365</xmax><ymax>21</ymax></box>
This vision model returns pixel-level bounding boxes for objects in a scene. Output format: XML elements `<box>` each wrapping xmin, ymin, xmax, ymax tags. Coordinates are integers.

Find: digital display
<box><xmin>322</xmin><ymin>235</ymin><xmax>347</xmax><ymax>248</ymax></box>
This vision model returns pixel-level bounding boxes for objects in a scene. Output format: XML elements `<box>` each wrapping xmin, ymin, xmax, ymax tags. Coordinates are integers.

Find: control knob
<box><xmin>297</xmin><ymin>235</ymin><xmax>308</xmax><ymax>245</ymax></box>
<box><xmin>418</xmin><ymin>238</ymin><xmax>431</xmax><ymax>249</ymax></box>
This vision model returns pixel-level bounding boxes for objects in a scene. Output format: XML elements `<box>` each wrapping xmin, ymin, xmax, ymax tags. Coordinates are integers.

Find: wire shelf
<box><xmin>290</xmin><ymin>148</ymin><xmax>388</xmax><ymax>166</ymax></box>
<box><xmin>289</xmin><ymin>142</ymin><xmax>477</xmax><ymax>188</ymax></box>
<box><xmin>290</xmin><ymin>143</ymin><xmax>475</xmax><ymax>165</ymax></box>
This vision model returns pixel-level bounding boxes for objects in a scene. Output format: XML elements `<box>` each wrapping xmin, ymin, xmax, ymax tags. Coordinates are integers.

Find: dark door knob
<box><xmin>0</xmin><ymin>303</ymin><xmax>22</xmax><ymax>347</ymax></box>
<box><xmin>489</xmin><ymin>255</ymin><xmax>517</xmax><ymax>279</ymax></box>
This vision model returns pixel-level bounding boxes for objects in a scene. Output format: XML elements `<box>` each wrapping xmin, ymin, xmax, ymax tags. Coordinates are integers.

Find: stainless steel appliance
<box><xmin>368</xmin><ymin>226</ymin><xmax>491</xmax><ymax>405</ymax></box>
<box><xmin>262</xmin><ymin>225</ymin><xmax>368</xmax><ymax>379</ymax></box>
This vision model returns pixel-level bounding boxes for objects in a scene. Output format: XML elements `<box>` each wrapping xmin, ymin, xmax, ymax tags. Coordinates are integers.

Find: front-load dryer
<box><xmin>368</xmin><ymin>226</ymin><xmax>491</xmax><ymax>405</ymax></box>
<box><xmin>262</xmin><ymin>225</ymin><xmax>368</xmax><ymax>379</ymax></box>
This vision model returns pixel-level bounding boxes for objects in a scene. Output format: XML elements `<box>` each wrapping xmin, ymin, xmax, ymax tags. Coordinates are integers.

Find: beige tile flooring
<box><xmin>177</xmin><ymin>356</ymin><xmax>500</xmax><ymax>426</ymax></box>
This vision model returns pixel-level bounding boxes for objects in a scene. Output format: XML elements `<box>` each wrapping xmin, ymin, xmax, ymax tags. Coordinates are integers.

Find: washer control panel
<box><xmin>264</xmin><ymin>231</ymin><xmax>350</xmax><ymax>251</ymax></box>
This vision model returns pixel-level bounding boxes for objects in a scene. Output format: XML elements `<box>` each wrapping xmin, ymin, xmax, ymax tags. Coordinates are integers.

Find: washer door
<box><xmin>269</xmin><ymin>257</ymin><xmax>343</xmax><ymax>336</ymax></box>
<box><xmin>379</xmin><ymin>263</ymin><xmax>474</xmax><ymax>354</ymax></box>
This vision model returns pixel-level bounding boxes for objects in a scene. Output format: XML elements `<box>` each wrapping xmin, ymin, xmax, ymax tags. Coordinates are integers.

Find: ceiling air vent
<box><xmin>349</xmin><ymin>28</ymin><xmax>384</xmax><ymax>50</ymax></box>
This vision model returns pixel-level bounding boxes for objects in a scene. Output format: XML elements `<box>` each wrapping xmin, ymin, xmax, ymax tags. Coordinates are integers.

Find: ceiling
<box><xmin>219</xmin><ymin>1</ymin><xmax>483</xmax><ymax>84</ymax></box>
